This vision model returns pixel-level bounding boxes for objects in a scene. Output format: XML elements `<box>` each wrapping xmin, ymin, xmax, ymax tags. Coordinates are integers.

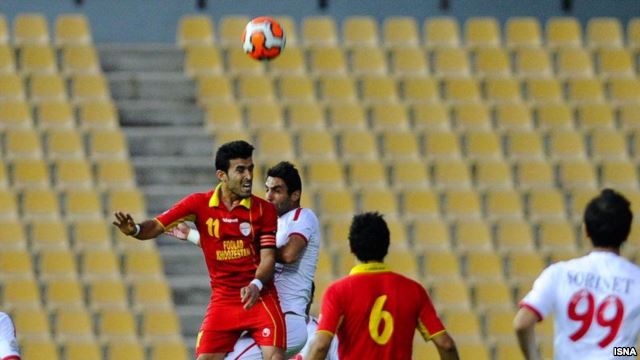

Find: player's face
<box><xmin>225</xmin><ymin>157</ymin><xmax>254</xmax><ymax>199</ymax></box>
<box><xmin>265</xmin><ymin>176</ymin><xmax>295</xmax><ymax>216</ymax></box>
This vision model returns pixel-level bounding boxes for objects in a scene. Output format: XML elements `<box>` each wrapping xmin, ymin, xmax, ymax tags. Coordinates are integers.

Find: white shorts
<box><xmin>225</xmin><ymin>313</ymin><xmax>308</xmax><ymax>359</ymax></box>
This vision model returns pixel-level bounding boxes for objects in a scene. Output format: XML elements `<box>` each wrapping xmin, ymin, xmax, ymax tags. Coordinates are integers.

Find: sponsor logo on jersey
<box><xmin>222</xmin><ymin>218</ymin><xmax>238</xmax><ymax>223</ymax></box>
<box><xmin>262</xmin><ymin>328</ymin><xmax>271</xmax><ymax>337</ymax></box>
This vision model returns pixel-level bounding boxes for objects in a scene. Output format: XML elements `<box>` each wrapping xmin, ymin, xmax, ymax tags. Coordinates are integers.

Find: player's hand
<box><xmin>240</xmin><ymin>284</ymin><xmax>260</xmax><ymax>310</ymax></box>
<box><xmin>165</xmin><ymin>222</ymin><xmax>191</xmax><ymax>241</ymax></box>
<box><xmin>112</xmin><ymin>211</ymin><xmax>137</xmax><ymax>236</ymax></box>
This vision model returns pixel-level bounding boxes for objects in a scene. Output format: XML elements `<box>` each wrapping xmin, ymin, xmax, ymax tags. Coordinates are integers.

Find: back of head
<box><xmin>584</xmin><ymin>188</ymin><xmax>633</xmax><ymax>249</ymax></box>
<box><xmin>267</xmin><ymin>161</ymin><xmax>302</xmax><ymax>195</ymax></box>
<box><xmin>215</xmin><ymin>140</ymin><xmax>254</xmax><ymax>172</ymax></box>
<box><xmin>349</xmin><ymin>212</ymin><xmax>390</xmax><ymax>263</ymax></box>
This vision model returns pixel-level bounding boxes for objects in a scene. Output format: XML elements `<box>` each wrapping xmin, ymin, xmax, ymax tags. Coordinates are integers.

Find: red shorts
<box><xmin>195</xmin><ymin>292</ymin><xmax>286</xmax><ymax>355</ymax></box>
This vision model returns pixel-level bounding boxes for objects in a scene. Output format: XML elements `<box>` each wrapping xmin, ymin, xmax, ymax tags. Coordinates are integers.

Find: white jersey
<box><xmin>0</xmin><ymin>312</ymin><xmax>20</xmax><ymax>360</ymax></box>
<box><xmin>521</xmin><ymin>251</ymin><xmax>640</xmax><ymax>360</ymax></box>
<box><xmin>274</xmin><ymin>207</ymin><xmax>320</xmax><ymax>315</ymax></box>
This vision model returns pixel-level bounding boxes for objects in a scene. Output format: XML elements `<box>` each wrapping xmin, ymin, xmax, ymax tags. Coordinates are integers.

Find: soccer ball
<box><xmin>242</xmin><ymin>17</ymin><xmax>286</xmax><ymax>61</ymax></box>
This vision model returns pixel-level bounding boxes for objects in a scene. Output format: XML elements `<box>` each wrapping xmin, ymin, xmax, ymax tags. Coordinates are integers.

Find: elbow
<box><xmin>279</xmin><ymin>252</ymin><xmax>298</xmax><ymax>264</ymax></box>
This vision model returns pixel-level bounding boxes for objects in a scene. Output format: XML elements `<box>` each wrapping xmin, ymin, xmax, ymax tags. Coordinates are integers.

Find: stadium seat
<box><xmin>11</xmin><ymin>158</ymin><xmax>50</xmax><ymax>189</ymax></box>
<box><xmin>359</xmin><ymin>189</ymin><xmax>398</xmax><ymax>216</ymax></box>
<box><xmin>61</xmin><ymin>340</ymin><xmax>103</xmax><ymax>360</ymax></box>
<box><xmin>411</xmin><ymin>103</ymin><xmax>450</xmax><ymax>130</ymax></box>
<box><xmin>535</xmin><ymin>103</ymin><xmax>574</xmax><ymax>130</ymax></box>
<box><xmin>514</xmin><ymin>48</ymin><xmax>552</xmax><ymax>78</ymax></box>
<box><xmin>452</xmin><ymin>103</ymin><xmax>491</xmax><ymax>131</ymax></box>
<box><xmin>237</xmin><ymin>75</ymin><xmax>274</xmax><ymax>103</ymax></box>
<box><xmin>0</xmin><ymin>73</ymin><xmax>25</xmax><ymax>100</ymax></box>
<box><xmin>567</xmin><ymin>79</ymin><xmax>605</xmax><ymax>105</ymax></box>
<box><xmin>444</xmin><ymin>77</ymin><xmax>481</xmax><ymax>104</ymax></box>
<box><xmin>507</xmin><ymin>252</ymin><xmax>545</xmax><ymax>285</ymax></box>
<box><xmin>20</xmin><ymin>339</ymin><xmax>59</xmax><ymax>360</ymax></box>
<box><xmin>297</xmin><ymin>130</ymin><xmax>336</xmax><ymax>161</ymax></box>
<box><xmin>432</xmin><ymin>159</ymin><xmax>471</xmax><ymax>189</ymax></box>
<box><xmin>400</xmin><ymin>189</ymin><xmax>440</xmax><ymax>219</ymax></box>
<box><xmin>44</xmin><ymin>278</ymin><xmax>84</xmax><ymax>311</ymax></box>
<box><xmin>318</xmin><ymin>76</ymin><xmax>357</xmax><ymax>103</ymax></box>
<box><xmin>106</xmin><ymin>340</ymin><xmax>145</xmax><ymax>360</ymax></box>
<box><xmin>350</xmin><ymin>47</ymin><xmax>387</xmax><ymax>76</ymax></box>
<box><xmin>390</xmin><ymin>160</ymin><xmax>431</xmax><ymax>190</ymax></box>
<box><xmin>525</xmin><ymin>78</ymin><xmax>563</xmax><ymax>104</ymax></box>
<box><xmin>527</xmin><ymin>189</ymin><xmax>566</xmax><ymax>221</ymax></box>
<box><xmin>78</xmin><ymin>100</ymin><xmax>118</xmax><ymax>131</ymax></box>
<box><xmin>514</xmin><ymin>159</ymin><xmax>554</xmax><ymax>189</ymax></box>
<box><xmin>317</xmin><ymin>189</ymin><xmax>354</xmax><ymax>220</ymax></box>
<box><xmin>97</xmin><ymin>308</ymin><xmax>137</xmax><ymax>341</ymax></box>
<box><xmin>11</xmin><ymin>306</ymin><xmax>49</xmax><ymax>339</ymax></box>
<box><xmin>380</xmin><ymin>131</ymin><xmax>420</xmax><ymax>161</ymax></box>
<box><xmin>0</xmin><ymin>249</ymin><xmax>34</xmax><ymax>279</ymax></box>
<box><xmin>80</xmin><ymin>249</ymin><xmax>121</xmax><ymax>281</ymax></box>
<box><xmin>38</xmin><ymin>248</ymin><xmax>77</xmax><ymax>280</ymax></box>
<box><xmin>218</xmin><ymin>15</ymin><xmax>249</xmax><ymax>48</ymax></box>
<box><xmin>140</xmin><ymin>308</ymin><xmax>182</xmax><ymax>342</ymax></box>
<box><xmin>0</xmin><ymin>14</ymin><xmax>7</xmax><ymax>45</ymax></box>
<box><xmin>0</xmin><ymin>99</ymin><xmax>32</xmax><ymax>129</ymax></box>
<box><xmin>474</xmin><ymin>160</ymin><xmax>512</xmax><ymax>190</ymax></box>
<box><xmin>343</xmin><ymin>16</ymin><xmax>379</xmax><ymax>48</ymax></box>
<box><xmin>268</xmin><ymin>47</ymin><xmax>305</xmax><ymax>75</ymax></box>
<box><xmin>474</xmin><ymin>47</ymin><xmax>510</xmax><ymax>78</ymax></box>
<box><xmin>20</xmin><ymin>46</ymin><xmax>57</xmax><ymax>75</ymax></box>
<box><xmin>70</xmin><ymin>74</ymin><xmax>110</xmax><ymax>103</ymax></box>
<box><xmin>287</xmin><ymin>103</ymin><xmax>326</xmax><ymax>130</ymax></box>
<box><xmin>54</xmin><ymin>159</ymin><xmax>93</xmax><ymax>190</ymax></box>
<box><xmin>619</xmin><ymin>103</ymin><xmax>640</xmax><ymax>130</ymax></box>
<box><xmin>305</xmin><ymin>160</ymin><xmax>345</xmax><ymax>190</ymax></box>
<box><xmin>149</xmin><ymin>340</ymin><xmax>189</xmax><ymax>360</ymax></box>
<box><xmin>130</xmin><ymin>278</ymin><xmax>173</xmax><ymax>310</ymax></box>
<box><xmin>369</xmin><ymin>102</ymin><xmax>409</xmax><ymax>130</ymax></box>
<box><xmin>484</xmin><ymin>189</ymin><xmax>524</xmax><ymax>220</ymax></box>
<box><xmin>597</xmin><ymin>48</ymin><xmax>635</xmax><ymax>78</ymax></box>
<box><xmin>123</xmin><ymin>250</ymin><xmax>164</xmax><ymax>281</ymax></box>
<box><xmin>22</xmin><ymin>189</ymin><xmax>61</xmax><ymax>222</ymax></box>
<box><xmin>226</xmin><ymin>47</ymin><xmax>264</xmax><ymax>75</ymax></box>
<box><xmin>600</xmin><ymin>161</ymin><xmax>638</xmax><ymax>190</ymax></box>
<box><xmin>454</xmin><ymin>220</ymin><xmax>493</xmax><ymax>251</ymax></box>
<box><xmin>547</xmin><ymin>129</ymin><xmax>587</xmax><ymax>160</ymax></box>
<box><xmin>62</xmin><ymin>189</ymin><xmax>101</xmax><ymax>220</ymax></box>
<box><xmin>495</xmin><ymin>219</ymin><xmax>535</xmax><ymax>254</ymax></box>
<box><xmin>3</xmin><ymin>278</ymin><xmax>41</xmax><ymax>309</ymax></box>
<box><xmin>88</xmin><ymin>278</ymin><xmax>128</xmax><ymax>311</ymax></box>
<box><xmin>423</xmin><ymin>250</ymin><xmax>461</xmax><ymax>282</ymax></box>
<box><xmin>608</xmin><ymin>78</ymin><xmax>640</xmax><ymax>104</ymax></box>
<box><xmin>433</xmin><ymin>48</ymin><xmax>470</xmax><ymax>77</ymax></box>
<box><xmin>628</xmin><ymin>17</ymin><xmax>640</xmax><ymax>50</ymax></box>
<box><xmin>538</xmin><ymin>220</ymin><xmax>578</xmax><ymax>253</ymax></box>
<box><xmin>556</xmin><ymin>48</ymin><xmax>594</xmax><ymax>79</ymax></box>
<box><xmin>55</xmin><ymin>14</ymin><xmax>92</xmax><ymax>47</ymax></box>
<box><xmin>203</xmin><ymin>102</ymin><xmax>241</xmax><ymax>132</ymax></box>
<box><xmin>71</xmin><ymin>219</ymin><xmax>112</xmax><ymax>251</ymax></box>
<box><xmin>254</xmin><ymin>129</ymin><xmax>295</xmax><ymax>163</ymax></box>
<box><xmin>88</xmin><ymin>129</ymin><xmax>128</xmax><ymax>160</ymax></box>
<box><xmin>474</xmin><ymin>281</ymin><xmax>515</xmax><ymax>313</ymax></box>
<box><xmin>484</xmin><ymin>78</ymin><xmax>522</xmax><ymax>104</ymax></box>
<box><xmin>184</xmin><ymin>47</ymin><xmax>222</xmax><ymax>77</ymax></box>
<box><xmin>430</xmin><ymin>278</ymin><xmax>471</xmax><ymax>311</ymax></box>
<box><xmin>61</xmin><ymin>45</ymin><xmax>99</xmax><ymax>75</ymax></box>
<box><xmin>53</xmin><ymin>308</ymin><xmax>94</xmax><ymax>341</ymax></box>
<box><xmin>442</xmin><ymin>310</ymin><xmax>482</xmax><ymax>342</ymax></box>
<box><xmin>273</xmin><ymin>16</ymin><xmax>297</xmax><ymax>47</ymax></box>
<box><xmin>347</xmin><ymin>160</ymin><xmax>387</xmax><ymax>190</ymax></box>
<box><xmin>485</xmin><ymin>309</ymin><xmax>519</xmax><ymax>343</ymax></box>
<box><xmin>45</xmin><ymin>130</ymin><xmax>84</xmax><ymax>160</ymax></box>
<box><xmin>568</xmin><ymin>188</ymin><xmax>599</xmax><ymax>220</ymax></box>
<box><xmin>360</xmin><ymin>76</ymin><xmax>398</xmax><ymax>104</ymax></box>
<box><xmin>495</xmin><ymin>342</ymin><xmax>526</xmax><ymax>360</ymax></box>
<box><xmin>0</xmin><ymin>45</ymin><xmax>15</xmax><ymax>73</ymax></box>
<box><xmin>546</xmin><ymin>17</ymin><xmax>582</xmax><ymax>49</ymax></box>
<box><xmin>302</xmin><ymin>16</ymin><xmax>338</xmax><ymax>48</ymax></box>
<box><xmin>587</xmin><ymin>17</ymin><xmax>623</xmax><ymax>49</ymax></box>
<box><xmin>29</xmin><ymin>74</ymin><xmax>67</xmax><ymax>103</ymax></box>
<box><xmin>38</xmin><ymin>102</ymin><xmax>75</xmax><ymax>130</ymax></box>
<box><xmin>443</xmin><ymin>189</ymin><xmax>482</xmax><ymax>220</ymax></box>
<box><xmin>0</xmin><ymin>220</ymin><xmax>27</xmax><ymax>250</ymax></box>
<box><xmin>557</xmin><ymin>160</ymin><xmax>598</xmax><ymax>189</ymax></box>
<box><xmin>5</xmin><ymin>128</ymin><xmax>43</xmax><ymax>160</ymax></box>
<box><xmin>277</xmin><ymin>75</ymin><xmax>316</xmax><ymax>103</ymax></box>
<box><xmin>463</xmin><ymin>131</ymin><xmax>502</xmax><ymax>161</ymax></box>
<box><xmin>383</xmin><ymin>16</ymin><xmax>419</xmax><ymax>47</ymax></box>
<box><xmin>506</xmin><ymin>17</ymin><xmax>542</xmax><ymax>48</ymax></box>
<box><xmin>13</xmin><ymin>13</ymin><xmax>49</xmax><ymax>46</ymax></box>
<box><xmin>399</xmin><ymin>76</ymin><xmax>438</xmax><ymax>103</ymax></box>
<box><xmin>493</xmin><ymin>104</ymin><xmax>531</xmax><ymax>132</ymax></box>
<box><xmin>588</xmin><ymin>129</ymin><xmax>627</xmax><ymax>160</ymax></box>
<box><xmin>412</xmin><ymin>221</ymin><xmax>450</xmax><ymax>251</ymax></box>
<box><xmin>465</xmin><ymin>251</ymin><xmax>504</xmax><ymax>282</ymax></box>
<box><xmin>309</xmin><ymin>47</ymin><xmax>347</xmax><ymax>76</ymax></box>
<box><xmin>424</xmin><ymin>17</ymin><xmax>460</xmax><ymax>48</ymax></box>
<box><xmin>177</xmin><ymin>15</ymin><xmax>214</xmax><ymax>48</ymax></box>
<box><xmin>94</xmin><ymin>159</ymin><xmax>136</xmax><ymax>190</ymax></box>
<box><xmin>464</xmin><ymin>17</ymin><xmax>501</xmax><ymax>48</ymax></box>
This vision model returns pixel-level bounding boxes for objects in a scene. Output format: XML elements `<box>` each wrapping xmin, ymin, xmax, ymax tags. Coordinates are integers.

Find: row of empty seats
<box><xmin>177</xmin><ymin>15</ymin><xmax>640</xmax><ymax>50</ymax></box>
<box><xmin>0</xmin><ymin>13</ymin><xmax>92</xmax><ymax>47</ymax></box>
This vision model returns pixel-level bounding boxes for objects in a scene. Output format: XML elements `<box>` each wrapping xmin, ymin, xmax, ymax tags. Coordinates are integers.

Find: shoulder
<box><xmin>251</xmin><ymin>196</ymin><xmax>277</xmax><ymax>213</ymax></box>
<box><xmin>294</xmin><ymin>208</ymin><xmax>319</xmax><ymax>224</ymax></box>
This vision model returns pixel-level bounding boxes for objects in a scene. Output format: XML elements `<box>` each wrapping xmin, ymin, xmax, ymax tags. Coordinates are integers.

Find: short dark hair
<box><xmin>349</xmin><ymin>212</ymin><xmax>390</xmax><ymax>262</ymax></box>
<box><xmin>266</xmin><ymin>161</ymin><xmax>302</xmax><ymax>195</ymax></box>
<box><xmin>584</xmin><ymin>188</ymin><xmax>633</xmax><ymax>249</ymax></box>
<box><xmin>215</xmin><ymin>140</ymin><xmax>254</xmax><ymax>172</ymax></box>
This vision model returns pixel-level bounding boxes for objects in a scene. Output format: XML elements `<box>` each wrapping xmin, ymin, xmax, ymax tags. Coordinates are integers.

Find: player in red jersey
<box><xmin>308</xmin><ymin>212</ymin><xmax>459</xmax><ymax>360</ymax></box>
<box><xmin>113</xmin><ymin>140</ymin><xmax>286</xmax><ymax>360</ymax></box>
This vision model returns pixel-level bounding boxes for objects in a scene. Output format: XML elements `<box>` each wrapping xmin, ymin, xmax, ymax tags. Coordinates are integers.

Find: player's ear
<box><xmin>216</xmin><ymin>169</ymin><xmax>227</xmax><ymax>182</ymax></box>
<box><xmin>290</xmin><ymin>190</ymin><xmax>301</xmax><ymax>203</ymax></box>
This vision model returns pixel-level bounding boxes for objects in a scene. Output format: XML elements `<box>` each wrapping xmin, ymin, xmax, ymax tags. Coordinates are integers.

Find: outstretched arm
<box><xmin>113</xmin><ymin>211</ymin><xmax>164</xmax><ymax>240</ymax></box>
<box><xmin>514</xmin><ymin>307</ymin><xmax>541</xmax><ymax>360</ymax></box>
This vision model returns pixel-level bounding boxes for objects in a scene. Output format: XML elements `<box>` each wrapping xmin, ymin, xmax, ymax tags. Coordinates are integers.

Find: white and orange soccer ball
<box><xmin>242</xmin><ymin>17</ymin><xmax>286</xmax><ymax>61</ymax></box>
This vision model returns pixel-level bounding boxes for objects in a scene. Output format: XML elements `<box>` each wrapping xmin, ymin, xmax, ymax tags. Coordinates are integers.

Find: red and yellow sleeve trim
<box><xmin>417</xmin><ymin>319</ymin><xmax>446</xmax><ymax>341</ymax></box>
<box><xmin>349</xmin><ymin>262</ymin><xmax>390</xmax><ymax>275</ymax></box>
<box><xmin>316</xmin><ymin>329</ymin><xmax>335</xmax><ymax>337</ymax></box>
<box><xmin>156</xmin><ymin>215</ymin><xmax>195</xmax><ymax>231</ymax></box>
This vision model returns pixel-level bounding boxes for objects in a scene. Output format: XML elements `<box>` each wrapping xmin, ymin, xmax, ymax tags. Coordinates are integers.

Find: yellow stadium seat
<box><xmin>287</xmin><ymin>103</ymin><xmax>325</xmax><ymax>130</ymax></box>
<box><xmin>94</xmin><ymin>159</ymin><xmax>136</xmax><ymax>190</ymax></box>
<box><xmin>0</xmin><ymin>14</ymin><xmax>7</xmax><ymax>45</ymax></box>
<box><xmin>53</xmin><ymin>308</ymin><xmax>94</xmax><ymax>341</ymax></box>
<box><xmin>412</xmin><ymin>103</ymin><xmax>450</xmax><ymax>130</ymax></box>
<box><xmin>454</xmin><ymin>220</ymin><xmax>492</xmax><ymax>251</ymax></box>
<box><xmin>538</xmin><ymin>220</ymin><xmax>578</xmax><ymax>253</ymax></box>
<box><xmin>444</xmin><ymin>77</ymin><xmax>481</xmax><ymax>104</ymax></box>
<box><xmin>20</xmin><ymin>46</ymin><xmax>56</xmax><ymax>75</ymax></box>
<box><xmin>318</xmin><ymin>76</ymin><xmax>356</xmax><ymax>104</ymax></box>
<box><xmin>97</xmin><ymin>308</ymin><xmax>137</xmax><ymax>342</ymax></box>
<box><xmin>412</xmin><ymin>221</ymin><xmax>450</xmax><ymax>251</ymax></box>
<box><xmin>525</xmin><ymin>78</ymin><xmax>563</xmax><ymax>104</ymax></box>
<box><xmin>474</xmin><ymin>281</ymin><xmax>514</xmax><ymax>312</ymax></box>
<box><xmin>424</xmin><ymin>17</ymin><xmax>460</xmax><ymax>48</ymax></box>
<box><xmin>44</xmin><ymin>278</ymin><xmax>84</xmax><ymax>310</ymax></box>
<box><xmin>297</xmin><ymin>130</ymin><xmax>336</xmax><ymax>161</ymax></box>
<box><xmin>61</xmin><ymin>45</ymin><xmax>99</xmax><ymax>75</ymax></box>
<box><xmin>11</xmin><ymin>158</ymin><xmax>50</xmax><ymax>189</ymax></box>
<box><xmin>88</xmin><ymin>129</ymin><xmax>128</xmax><ymax>160</ymax></box>
<box><xmin>628</xmin><ymin>17</ymin><xmax>640</xmax><ymax>50</ymax></box>
<box><xmin>324</xmin><ymin>220</ymin><xmax>350</xmax><ymax>250</ymax></box>
<box><xmin>55</xmin><ymin>14</ymin><xmax>92</xmax><ymax>47</ymax></box>
<box><xmin>413</xmin><ymin>338</ymin><xmax>440</xmax><ymax>360</ymax></box>
<box><xmin>309</xmin><ymin>47</ymin><xmax>347</xmax><ymax>75</ymax></box>
<box><xmin>20</xmin><ymin>339</ymin><xmax>59</xmax><ymax>360</ymax></box>
<box><xmin>0</xmin><ymin>220</ymin><xmax>27</xmax><ymax>250</ymax></box>
<box><xmin>305</xmin><ymin>161</ymin><xmax>345</xmax><ymax>190</ymax></box>
<box><xmin>369</xmin><ymin>102</ymin><xmax>409</xmax><ymax>130</ymax></box>
<box><xmin>226</xmin><ymin>47</ymin><xmax>263</xmax><ymax>75</ymax></box>
<box><xmin>337</xmin><ymin>129</ymin><xmax>377</xmax><ymax>160</ymax></box>
<box><xmin>432</xmin><ymin>160</ymin><xmax>471</xmax><ymax>189</ymax></box>
<box><xmin>443</xmin><ymin>189</ymin><xmax>482</xmax><ymax>220</ymax></box>
<box><xmin>53</xmin><ymin>159</ymin><xmax>93</xmax><ymax>190</ymax></box>
<box><xmin>423</xmin><ymin>250</ymin><xmax>461</xmax><ymax>282</ymax></box>
<box><xmin>273</xmin><ymin>16</ymin><xmax>297</xmax><ymax>47</ymax></box>
<box><xmin>38</xmin><ymin>248</ymin><xmax>77</xmax><ymax>280</ymax></box>
<box><xmin>277</xmin><ymin>75</ymin><xmax>316</xmax><ymax>103</ymax></box>
<box><xmin>106</xmin><ymin>340</ymin><xmax>145</xmax><ymax>360</ymax></box>
<box><xmin>80</xmin><ymin>249</ymin><xmax>120</xmax><ymax>280</ymax></box>
<box><xmin>253</xmin><ymin>129</ymin><xmax>294</xmax><ymax>163</ymax></box>
<box><xmin>106</xmin><ymin>189</ymin><xmax>146</xmax><ymax>219</ymax></box>
<box><xmin>557</xmin><ymin>48</ymin><xmax>594</xmax><ymax>79</ymax></box>
<box><xmin>78</xmin><ymin>100</ymin><xmax>118</xmax><ymax>131</ymax></box>
<box><xmin>514</xmin><ymin>48</ymin><xmax>552</xmax><ymax>78</ymax></box>
<box><xmin>474</xmin><ymin>47</ymin><xmax>510</xmax><ymax>78</ymax></box>
<box><xmin>218</xmin><ymin>15</ymin><xmax>249</xmax><ymax>48</ymax></box>
<box><xmin>430</xmin><ymin>278</ymin><xmax>471</xmax><ymax>311</ymax></box>
<box><xmin>466</xmin><ymin>251</ymin><xmax>504</xmax><ymax>282</ymax></box>
<box><xmin>177</xmin><ymin>15</ymin><xmax>214</xmax><ymax>48</ymax></box>
<box><xmin>434</xmin><ymin>48</ymin><xmax>470</xmax><ymax>77</ymax></box>
<box><xmin>608</xmin><ymin>78</ymin><xmax>640</xmax><ymax>104</ymax></box>
<box><xmin>0</xmin><ymin>73</ymin><xmax>25</xmax><ymax>100</ymax></box>
<box><xmin>381</xmin><ymin>131</ymin><xmax>420</xmax><ymax>161</ymax></box>
<box><xmin>71</xmin><ymin>219</ymin><xmax>112</xmax><ymax>251</ymax></box>
<box><xmin>22</xmin><ymin>189</ymin><xmax>60</xmax><ymax>222</ymax></box>
<box><xmin>343</xmin><ymin>16</ymin><xmax>378</xmax><ymax>48</ymax></box>
<box><xmin>568</xmin><ymin>189</ymin><xmax>598</xmax><ymax>221</ymax></box>
<box><xmin>442</xmin><ymin>310</ymin><xmax>482</xmax><ymax>342</ymax></box>
<box><xmin>317</xmin><ymin>189</ymin><xmax>354</xmax><ymax>219</ymax></box>
<box><xmin>474</xmin><ymin>160</ymin><xmax>512</xmax><ymax>190</ymax></box>
<box><xmin>557</xmin><ymin>160</ymin><xmax>597</xmax><ymax>189</ymax></box>
<box><xmin>400</xmin><ymin>188</ymin><xmax>439</xmax><ymax>220</ymax></box>
<box><xmin>589</xmin><ymin>129</ymin><xmax>627</xmax><ymax>161</ymax></box>
<box><xmin>14</xmin><ymin>14</ymin><xmax>49</xmax><ymax>46</ymax></box>
<box><xmin>360</xmin><ymin>76</ymin><xmax>398</xmax><ymax>103</ymax></box>
<box><xmin>383</xmin><ymin>16</ymin><xmax>419</xmax><ymax>47</ymax></box>
<box><xmin>45</xmin><ymin>130</ymin><xmax>84</xmax><ymax>161</ymax></box>
<box><xmin>327</xmin><ymin>103</ymin><xmax>367</xmax><ymax>132</ymax></box>
<box><xmin>547</xmin><ymin>130</ymin><xmax>587</xmax><ymax>160</ymax></box>
<box><xmin>485</xmin><ymin>189</ymin><xmax>524</xmax><ymax>220</ymax></box>
<box><xmin>149</xmin><ymin>340</ymin><xmax>189</xmax><ymax>360</ymax></box>
<box><xmin>600</xmin><ymin>161</ymin><xmax>638</xmax><ymax>190</ymax></box>
<box><xmin>63</xmin><ymin>189</ymin><xmax>102</xmax><ymax>220</ymax></box>
<box><xmin>11</xmin><ymin>307</ymin><xmax>49</xmax><ymax>339</ymax></box>
<box><xmin>302</xmin><ymin>16</ymin><xmax>338</xmax><ymax>48</ymax></box>
<box><xmin>506</xmin><ymin>17</ymin><xmax>542</xmax><ymax>48</ymax></box>
<box><xmin>0</xmin><ymin>165</ymin><xmax>7</xmax><ymax>190</ymax></box>
<box><xmin>619</xmin><ymin>103</ymin><xmax>640</xmax><ymax>130</ymax></box>
<box><xmin>88</xmin><ymin>278</ymin><xmax>128</xmax><ymax>311</ymax></box>
<box><xmin>587</xmin><ymin>17</ymin><xmax>623</xmax><ymax>49</ymax></box>
<box><xmin>123</xmin><ymin>250</ymin><xmax>163</xmax><ymax>281</ymax></box>
<box><xmin>268</xmin><ymin>47</ymin><xmax>305</xmax><ymax>75</ymax></box>
<box><xmin>568</xmin><ymin>78</ymin><xmax>605</xmax><ymax>105</ymax></box>
<box><xmin>0</xmin><ymin>45</ymin><xmax>15</xmax><ymax>73</ymax></box>
<box><xmin>508</xmin><ymin>252</ymin><xmax>545</xmax><ymax>284</ymax></box>
<box><xmin>359</xmin><ymin>189</ymin><xmax>398</xmax><ymax>217</ymax></box>
<box><xmin>38</xmin><ymin>102</ymin><xmax>75</xmax><ymax>130</ymax></box>
<box><xmin>237</xmin><ymin>75</ymin><xmax>274</xmax><ymax>103</ymax></box>
<box><xmin>597</xmin><ymin>48</ymin><xmax>635</xmax><ymax>78</ymax></box>
<box><xmin>347</xmin><ymin>160</ymin><xmax>387</xmax><ymax>190</ymax></box>
<box><xmin>515</xmin><ymin>159</ymin><xmax>554</xmax><ymax>189</ymax></box>
<box><xmin>5</xmin><ymin>128</ymin><xmax>43</xmax><ymax>160</ymax></box>
<box><xmin>535</xmin><ymin>103</ymin><xmax>574</xmax><ymax>130</ymax></box>
<box><xmin>203</xmin><ymin>102</ymin><xmax>241</xmax><ymax>133</ymax></box>
<box><xmin>485</xmin><ymin>310</ymin><xmax>519</xmax><ymax>343</ymax></box>
<box><xmin>29</xmin><ymin>74</ymin><xmax>67</xmax><ymax>104</ymax></box>
<box><xmin>184</xmin><ymin>47</ymin><xmax>222</xmax><ymax>78</ymax></box>
<box><xmin>0</xmin><ymin>99</ymin><xmax>32</xmax><ymax>129</ymax></box>
<box><xmin>452</xmin><ymin>103</ymin><xmax>491</xmax><ymax>131</ymax></box>
<box><xmin>463</xmin><ymin>131</ymin><xmax>502</xmax><ymax>161</ymax></box>
<box><xmin>495</xmin><ymin>219</ymin><xmax>535</xmax><ymax>254</ymax></box>
<box><xmin>141</xmin><ymin>309</ymin><xmax>182</xmax><ymax>342</ymax></box>
<box><xmin>527</xmin><ymin>189</ymin><xmax>566</xmax><ymax>221</ymax></box>
<box><xmin>494</xmin><ymin>103</ymin><xmax>531</xmax><ymax>131</ymax></box>
<box><xmin>130</xmin><ymin>278</ymin><xmax>173</xmax><ymax>310</ymax></box>
<box><xmin>0</xmin><ymin>249</ymin><xmax>33</xmax><ymax>279</ymax></box>
<box><xmin>400</xmin><ymin>76</ymin><xmax>438</xmax><ymax>103</ymax></box>
<box><xmin>350</xmin><ymin>47</ymin><xmax>387</xmax><ymax>75</ymax></box>
<box><xmin>3</xmin><ymin>278</ymin><xmax>41</xmax><ymax>309</ymax></box>
<box><xmin>465</xmin><ymin>17</ymin><xmax>501</xmax><ymax>48</ymax></box>
<box><xmin>546</xmin><ymin>17</ymin><xmax>582</xmax><ymax>49</ymax></box>
<box><xmin>484</xmin><ymin>78</ymin><xmax>522</xmax><ymax>104</ymax></box>
<box><xmin>62</xmin><ymin>340</ymin><xmax>103</xmax><ymax>360</ymax></box>
<box><xmin>71</xmin><ymin>73</ymin><xmax>110</xmax><ymax>103</ymax></box>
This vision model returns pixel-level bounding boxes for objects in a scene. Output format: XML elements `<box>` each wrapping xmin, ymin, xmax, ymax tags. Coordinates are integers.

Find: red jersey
<box><xmin>155</xmin><ymin>184</ymin><xmax>277</xmax><ymax>303</ymax></box>
<box><xmin>317</xmin><ymin>263</ymin><xmax>446</xmax><ymax>360</ymax></box>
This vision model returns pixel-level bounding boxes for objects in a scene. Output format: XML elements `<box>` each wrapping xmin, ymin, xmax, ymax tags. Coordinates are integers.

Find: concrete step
<box><xmin>98</xmin><ymin>43</ymin><xmax>184</xmax><ymax>72</ymax></box>
<box><xmin>117</xmin><ymin>100</ymin><xmax>203</xmax><ymax>127</ymax></box>
<box><xmin>133</xmin><ymin>156</ymin><xmax>214</xmax><ymax>185</ymax></box>
<box><xmin>176</xmin><ymin>305</ymin><xmax>206</xmax><ymax>339</ymax></box>
<box><xmin>170</xmin><ymin>274</ymin><xmax>212</xmax><ymax>307</ymax></box>
<box><xmin>108</xmin><ymin>71</ymin><xmax>195</xmax><ymax>102</ymax></box>
<box><xmin>159</xmin><ymin>244</ymin><xmax>208</xmax><ymax>276</ymax></box>
<box><xmin>141</xmin><ymin>184</ymin><xmax>213</xmax><ymax>216</ymax></box>
<box><xmin>124</xmin><ymin>127</ymin><xmax>213</xmax><ymax>157</ymax></box>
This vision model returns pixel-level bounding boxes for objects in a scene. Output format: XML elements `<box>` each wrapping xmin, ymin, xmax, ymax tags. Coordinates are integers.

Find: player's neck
<box><xmin>591</xmin><ymin>246</ymin><xmax>620</xmax><ymax>255</ymax></box>
<box><xmin>220</xmin><ymin>186</ymin><xmax>243</xmax><ymax>209</ymax></box>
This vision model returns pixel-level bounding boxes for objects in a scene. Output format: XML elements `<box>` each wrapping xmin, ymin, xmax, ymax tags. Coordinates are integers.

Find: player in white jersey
<box><xmin>168</xmin><ymin>161</ymin><xmax>335</xmax><ymax>359</ymax></box>
<box><xmin>0</xmin><ymin>312</ymin><xmax>20</xmax><ymax>360</ymax></box>
<box><xmin>514</xmin><ymin>189</ymin><xmax>640</xmax><ymax>360</ymax></box>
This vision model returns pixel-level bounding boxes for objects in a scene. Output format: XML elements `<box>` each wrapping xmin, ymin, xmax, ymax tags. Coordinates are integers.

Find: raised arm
<box><xmin>112</xmin><ymin>211</ymin><xmax>164</xmax><ymax>240</ymax></box>
<box><xmin>277</xmin><ymin>234</ymin><xmax>307</xmax><ymax>264</ymax></box>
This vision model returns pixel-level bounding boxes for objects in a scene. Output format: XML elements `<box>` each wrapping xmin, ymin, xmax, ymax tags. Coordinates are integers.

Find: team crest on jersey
<box><xmin>239</xmin><ymin>222</ymin><xmax>251</xmax><ymax>236</ymax></box>
<box><xmin>262</xmin><ymin>327</ymin><xmax>271</xmax><ymax>337</ymax></box>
